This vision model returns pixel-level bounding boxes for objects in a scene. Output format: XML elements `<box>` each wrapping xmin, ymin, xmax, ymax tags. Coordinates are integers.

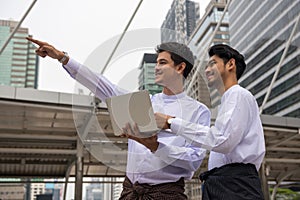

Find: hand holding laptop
<box><xmin>121</xmin><ymin>122</ymin><xmax>159</xmax><ymax>152</ymax></box>
<box><xmin>106</xmin><ymin>90</ymin><xmax>159</xmax><ymax>138</ymax></box>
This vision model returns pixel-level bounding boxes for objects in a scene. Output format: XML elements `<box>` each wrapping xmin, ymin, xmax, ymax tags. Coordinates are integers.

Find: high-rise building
<box><xmin>112</xmin><ymin>177</ymin><xmax>123</xmax><ymax>200</ymax></box>
<box><xmin>185</xmin><ymin>0</ymin><xmax>230</xmax><ymax>108</ymax></box>
<box><xmin>138</xmin><ymin>53</ymin><xmax>162</xmax><ymax>95</ymax></box>
<box><xmin>0</xmin><ymin>183</ymin><xmax>25</xmax><ymax>200</ymax></box>
<box><xmin>161</xmin><ymin>0</ymin><xmax>200</xmax><ymax>43</ymax></box>
<box><xmin>31</xmin><ymin>183</ymin><xmax>45</xmax><ymax>200</ymax></box>
<box><xmin>84</xmin><ymin>178</ymin><xmax>105</xmax><ymax>200</ymax></box>
<box><xmin>229</xmin><ymin>0</ymin><xmax>300</xmax><ymax>117</ymax></box>
<box><xmin>45</xmin><ymin>183</ymin><xmax>61</xmax><ymax>200</ymax></box>
<box><xmin>85</xmin><ymin>182</ymin><xmax>103</xmax><ymax>200</ymax></box>
<box><xmin>0</xmin><ymin>19</ymin><xmax>39</xmax><ymax>88</ymax></box>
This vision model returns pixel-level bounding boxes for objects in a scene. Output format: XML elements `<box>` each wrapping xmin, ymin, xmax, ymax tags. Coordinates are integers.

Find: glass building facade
<box><xmin>185</xmin><ymin>0</ymin><xmax>229</xmax><ymax>108</ymax></box>
<box><xmin>229</xmin><ymin>0</ymin><xmax>300</xmax><ymax>117</ymax></box>
<box><xmin>0</xmin><ymin>19</ymin><xmax>39</xmax><ymax>89</ymax></box>
<box><xmin>161</xmin><ymin>0</ymin><xmax>200</xmax><ymax>44</ymax></box>
<box><xmin>138</xmin><ymin>53</ymin><xmax>162</xmax><ymax>95</ymax></box>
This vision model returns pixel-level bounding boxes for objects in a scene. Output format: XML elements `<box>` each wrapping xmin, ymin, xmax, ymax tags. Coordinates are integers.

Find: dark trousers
<box><xmin>200</xmin><ymin>163</ymin><xmax>264</xmax><ymax>200</ymax></box>
<box><xmin>119</xmin><ymin>176</ymin><xmax>187</xmax><ymax>200</ymax></box>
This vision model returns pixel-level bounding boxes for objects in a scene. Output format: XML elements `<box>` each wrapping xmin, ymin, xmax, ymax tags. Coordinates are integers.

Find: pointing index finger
<box><xmin>26</xmin><ymin>37</ymin><xmax>47</xmax><ymax>46</ymax></box>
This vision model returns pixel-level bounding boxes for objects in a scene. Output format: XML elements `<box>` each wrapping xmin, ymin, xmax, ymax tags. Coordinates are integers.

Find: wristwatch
<box><xmin>59</xmin><ymin>51</ymin><xmax>68</xmax><ymax>63</ymax></box>
<box><xmin>167</xmin><ymin>117</ymin><xmax>175</xmax><ymax>129</ymax></box>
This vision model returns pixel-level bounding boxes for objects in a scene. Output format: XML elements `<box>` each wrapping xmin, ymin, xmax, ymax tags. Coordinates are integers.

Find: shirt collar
<box><xmin>161</xmin><ymin>91</ymin><xmax>186</xmax><ymax>100</ymax></box>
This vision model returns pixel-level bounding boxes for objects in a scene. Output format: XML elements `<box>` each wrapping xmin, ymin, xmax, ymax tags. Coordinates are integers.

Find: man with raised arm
<box><xmin>27</xmin><ymin>37</ymin><xmax>210</xmax><ymax>199</ymax></box>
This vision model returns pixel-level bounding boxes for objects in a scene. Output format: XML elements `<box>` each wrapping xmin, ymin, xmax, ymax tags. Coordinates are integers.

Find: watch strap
<box><xmin>167</xmin><ymin>116</ymin><xmax>175</xmax><ymax>129</ymax></box>
<box><xmin>59</xmin><ymin>51</ymin><xmax>68</xmax><ymax>63</ymax></box>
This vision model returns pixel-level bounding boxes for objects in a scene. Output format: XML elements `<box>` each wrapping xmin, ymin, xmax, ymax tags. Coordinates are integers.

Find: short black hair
<box><xmin>155</xmin><ymin>42</ymin><xmax>194</xmax><ymax>78</ymax></box>
<box><xmin>208</xmin><ymin>44</ymin><xmax>246</xmax><ymax>80</ymax></box>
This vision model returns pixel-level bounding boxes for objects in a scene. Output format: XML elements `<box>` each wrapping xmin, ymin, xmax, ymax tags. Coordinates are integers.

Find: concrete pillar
<box><xmin>75</xmin><ymin>138</ymin><xmax>84</xmax><ymax>200</ymax></box>
<box><xmin>259</xmin><ymin>161</ymin><xmax>270</xmax><ymax>200</ymax></box>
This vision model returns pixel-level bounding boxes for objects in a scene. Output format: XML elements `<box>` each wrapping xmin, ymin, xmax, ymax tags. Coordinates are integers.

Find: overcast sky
<box><xmin>0</xmin><ymin>0</ymin><xmax>210</xmax><ymax>94</ymax></box>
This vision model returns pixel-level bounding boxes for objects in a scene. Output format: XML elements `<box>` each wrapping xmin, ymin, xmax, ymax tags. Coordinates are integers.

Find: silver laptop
<box><xmin>106</xmin><ymin>90</ymin><xmax>159</xmax><ymax>137</ymax></box>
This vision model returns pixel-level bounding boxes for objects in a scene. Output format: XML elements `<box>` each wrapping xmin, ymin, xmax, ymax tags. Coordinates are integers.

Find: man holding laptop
<box><xmin>27</xmin><ymin>37</ymin><xmax>210</xmax><ymax>199</ymax></box>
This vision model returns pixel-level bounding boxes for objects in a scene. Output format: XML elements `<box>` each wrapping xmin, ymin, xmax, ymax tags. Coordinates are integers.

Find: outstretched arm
<box><xmin>26</xmin><ymin>37</ymin><xmax>69</xmax><ymax>65</ymax></box>
<box><xmin>27</xmin><ymin>37</ymin><xmax>128</xmax><ymax>100</ymax></box>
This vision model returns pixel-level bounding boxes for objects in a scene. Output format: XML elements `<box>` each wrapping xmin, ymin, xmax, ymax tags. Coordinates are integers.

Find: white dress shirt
<box><xmin>63</xmin><ymin>58</ymin><xmax>211</xmax><ymax>184</ymax></box>
<box><xmin>171</xmin><ymin>85</ymin><xmax>265</xmax><ymax>171</ymax></box>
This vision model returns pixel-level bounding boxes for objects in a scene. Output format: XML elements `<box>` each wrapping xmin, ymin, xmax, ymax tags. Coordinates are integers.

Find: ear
<box><xmin>176</xmin><ymin>62</ymin><xmax>186</xmax><ymax>75</ymax></box>
<box><xmin>226</xmin><ymin>58</ymin><xmax>236</xmax><ymax>72</ymax></box>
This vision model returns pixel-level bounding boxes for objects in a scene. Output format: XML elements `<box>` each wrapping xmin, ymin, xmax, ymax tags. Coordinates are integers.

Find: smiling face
<box><xmin>205</xmin><ymin>55</ymin><xmax>226</xmax><ymax>89</ymax></box>
<box><xmin>155</xmin><ymin>51</ymin><xmax>183</xmax><ymax>87</ymax></box>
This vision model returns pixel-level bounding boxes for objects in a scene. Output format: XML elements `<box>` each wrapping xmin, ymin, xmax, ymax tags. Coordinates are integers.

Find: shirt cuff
<box><xmin>62</xmin><ymin>57</ymin><xmax>80</xmax><ymax>76</ymax></box>
<box><xmin>170</xmin><ymin>117</ymin><xmax>183</xmax><ymax>135</ymax></box>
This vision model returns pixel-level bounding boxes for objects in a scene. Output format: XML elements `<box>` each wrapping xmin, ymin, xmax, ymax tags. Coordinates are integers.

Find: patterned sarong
<box><xmin>119</xmin><ymin>176</ymin><xmax>187</xmax><ymax>200</ymax></box>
